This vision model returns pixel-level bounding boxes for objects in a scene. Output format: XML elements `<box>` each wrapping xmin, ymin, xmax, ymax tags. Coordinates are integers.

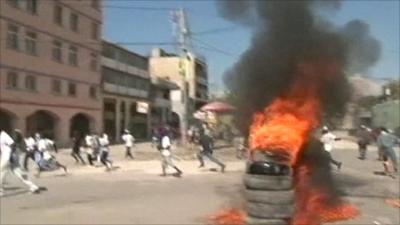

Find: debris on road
<box><xmin>385</xmin><ymin>198</ymin><xmax>400</xmax><ymax>208</ymax></box>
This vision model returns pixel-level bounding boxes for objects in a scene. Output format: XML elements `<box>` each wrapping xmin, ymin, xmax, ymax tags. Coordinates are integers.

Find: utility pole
<box><xmin>173</xmin><ymin>8</ymin><xmax>192</xmax><ymax>145</ymax></box>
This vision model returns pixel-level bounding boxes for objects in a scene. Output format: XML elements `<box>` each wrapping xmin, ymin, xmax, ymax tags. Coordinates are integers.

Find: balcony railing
<box><xmin>104</xmin><ymin>82</ymin><xmax>148</xmax><ymax>98</ymax></box>
<box><xmin>153</xmin><ymin>97</ymin><xmax>171</xmax><ymax>107</ymax></box>
<box><xmin>102</xmin><ymin>57</ymin><xmax>149</xmax><ymax>79</ymax></box>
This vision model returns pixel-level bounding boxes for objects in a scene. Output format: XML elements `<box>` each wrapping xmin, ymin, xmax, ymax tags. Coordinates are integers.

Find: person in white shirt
<box><xmin>23</xmin><ymin>135</ymin><xmax>37</xmax><ymax>171</ymax></box>
<box><xmin>320</xmin><ymin>126</ymin><xmax>342</xmax><ymax>170</ymax></box>
<box><xmin>99</xmin><ymin>133</ymin><xmax>113</xmax><ymax>171</ymax></box>
<box><xmin>35</xmin><ymin>138</ymin><xmax>67</xmax><ymax>177</ymax></box>
<box><xmin>84</xmin><ymin>134</ymin><xmax>95</xmax><ymax>166</ymax></box>
<box><xmin>159</xmin><ymin>131</ymin><xmax>182</xmax><ymax>177</ymax></box>
<box><xmin>1</xmin><ymin>130</ymin><xmax>40</xmax><ymax>196</ymax></box>
<box><xmin>121</xmin><ymin>130</ymin><xmax>135</xmax><ymax>159</ymax></box>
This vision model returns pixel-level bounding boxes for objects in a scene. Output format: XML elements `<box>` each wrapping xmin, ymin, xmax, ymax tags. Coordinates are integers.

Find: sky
<box><xmin>104</xmin><ymin>0</ymin><xmax>400</xmax><ymax>93</ymax></box>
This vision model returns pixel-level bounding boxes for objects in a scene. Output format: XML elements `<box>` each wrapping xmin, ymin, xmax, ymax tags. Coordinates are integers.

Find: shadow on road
<box><xmin>335</xmin><ymin>173</ymin><xmax>399</xmax><ymax>198</ymax></box>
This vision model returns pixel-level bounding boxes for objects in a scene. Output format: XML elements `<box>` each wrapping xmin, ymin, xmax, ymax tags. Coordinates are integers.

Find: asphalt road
<box><xmin>1</xmin><ymin>140</ymin><xmax>399</xmax><ymax>225</ymax></box>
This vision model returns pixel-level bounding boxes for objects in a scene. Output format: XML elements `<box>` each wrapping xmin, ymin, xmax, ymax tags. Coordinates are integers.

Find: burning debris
<box><xmin>208</xmin><ymin>208</ymin><xmax>246</xmax><ymax>225</ymax></box>
<box><xmin>214</xmin><ymin>0</ymin><xmax>381</xmax><ymax>224</ymax></box>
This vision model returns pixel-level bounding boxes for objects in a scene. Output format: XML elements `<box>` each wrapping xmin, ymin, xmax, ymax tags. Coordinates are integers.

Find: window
<box><xmin>6</xmin><ymin>24</ymin><xmax>19</xmax><ymax>50</ymax></box>
<box><xmin>70</xmin><ymin>13</ymin><xmax>79</xmax><ymax>32</ymax></box>
<box><xmin>68</xmin><ymin>46</ymin><xmax>78</xmax><ymax>66</ymax></box>
<box><xmin>6</xmin><ymin>0</ymin><xmax>20</xmax><ymax>8</ymax></box>
<box><xmin>25</xmin><ymin>31</ymin><xmax>37</xmax><ymax>55</ymax></box>
<box><xmin>91</xmin><ymin>23</ymin><xmax>99</xmax><ymax>40</ymax></box>
<box><xmin>26</xmin><ymin>0</ymin><xmax>38</xmax><ymax>14</ymax></box>
<box><xmin>90</xmin><ymin>53</ymin><xmax>98</xmax><ymax>71</ymax></box>
<box><xmin>6</xmin><ymin>72</ymin><xmax>18</xmax><ymax>89</ymax></box>
<box><xmin>91</xmin><ymin>0</ymin><xmax>99</xmax><ymax>9</ymax></box>
<box><xmin>68</xmin><ymin>83</ymin><xmax>76</xmax><ymax>96</ymax></box>
<box><xmin>25</xmin><ymin>75</ymin><xmax>37</xmax><ymax>91</ymax></box>
<box><xmin>89</xmin><ymin>86</ymin><xmax>97</xmax><ymax>99</ymax></box>
<box><xmin>52</xmin><ymin>40</ymin><xmax>63</xmax><ymax>62</ymax></box>
<box><xmin>51</xmin><ymin>79</ymin><xmax>61</xmax><ymax>94</ymax></box>
<box><xmin>54</xmin><ymin>5</ymin><xmax>63</xmax><ymax>25</ymax></box>
<box><xmin>163</xmin><ymin>90</ymin><xmax>170</xmax><ymax>100</ymax></box>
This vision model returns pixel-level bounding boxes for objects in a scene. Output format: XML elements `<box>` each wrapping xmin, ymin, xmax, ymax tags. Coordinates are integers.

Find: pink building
<box><xmin>0</xmin><ymin>0</ymin><xmax>103</xmax><ymax>146</ymax></box>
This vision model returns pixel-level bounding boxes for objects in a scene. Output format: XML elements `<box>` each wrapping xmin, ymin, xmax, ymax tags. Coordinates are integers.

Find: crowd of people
<box><xmin>0</xmin><ymin>123</ymin><xmax>229</xmax><ymax>195</ymax></box>
<box><xmin>1</xmin><ymin>122</ymin><xmax>398</xmax><ymax>196</ymax></box>
<box><xmin>319</xmin><ymin>125</ymin><xmax>399</xmax><ymax>177</ymax></box>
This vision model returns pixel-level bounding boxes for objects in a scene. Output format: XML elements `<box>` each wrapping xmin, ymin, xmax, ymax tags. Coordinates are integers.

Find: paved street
<box><xmin>1</xmin><ymin>139</ymin><xmax>399</xmax><ymax>225</ymax></box>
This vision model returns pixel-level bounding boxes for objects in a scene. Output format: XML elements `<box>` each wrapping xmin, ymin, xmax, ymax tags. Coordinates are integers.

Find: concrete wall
<box><xmin>372</xmin><ymin>100</ymin><xmax>400</xmax><ymax>131</ymax></box>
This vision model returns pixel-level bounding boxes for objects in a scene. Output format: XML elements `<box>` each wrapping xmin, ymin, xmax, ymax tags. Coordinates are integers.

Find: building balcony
<box><xmin>196</xmin><ymin>76</ymin><xmax>208</xmax><ymax>86</ymax></box>
<box><xmin>153</xmin><ymin>97</ymin><xmax>171</xmax><ymax>108</ymax></box>
<box><xmin>102</xmin><ymin>57</ymin><xmax>149</xmax><ymax>79</ymax></box>
<box><xmin>103</xmin><ymin>82</ymin><xmax>148</xmax><ymax>98</ymax></box>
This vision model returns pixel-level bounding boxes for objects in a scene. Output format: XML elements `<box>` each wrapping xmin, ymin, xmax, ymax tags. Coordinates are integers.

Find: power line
<box><xmin>192</xmin><ymin>26</ymin><xmax>239</xmax><ymax>36</ymax></box>
<box><xmin>191</xmin><ymin>37</ymin><xmax>235</xmax><ymax>57</ymax></box>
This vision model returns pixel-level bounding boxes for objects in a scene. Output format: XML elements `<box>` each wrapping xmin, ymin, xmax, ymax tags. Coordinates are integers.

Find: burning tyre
<box><xmin>244</xmin><ymin>159</ymin><xmax>294</xmax><ymax>225</ymax></box>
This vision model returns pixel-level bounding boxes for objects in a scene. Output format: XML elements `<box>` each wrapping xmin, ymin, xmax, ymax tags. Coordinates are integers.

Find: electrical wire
<box><xmin>191</xmin><ymin>37</ymin><xmax>235</xmax><ymax>57</ymax></box>
<box><xmin>192</xmin><ymin>26</ymin><xmax>239</xmax><ymax>36</ymax></box>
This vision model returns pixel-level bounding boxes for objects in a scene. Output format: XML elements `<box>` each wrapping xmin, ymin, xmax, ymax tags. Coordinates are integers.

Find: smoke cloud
<box><xmin>217</xmin><ymin>0</ymin><xmax>381</xmax><ymax>133</ymax></box>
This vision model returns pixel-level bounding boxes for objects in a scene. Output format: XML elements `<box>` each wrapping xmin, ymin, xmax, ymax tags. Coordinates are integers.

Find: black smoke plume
<box><xmin>217</xmin><ymin>0</ymin><xmax>381</xmax><ymax>133</ymax></box>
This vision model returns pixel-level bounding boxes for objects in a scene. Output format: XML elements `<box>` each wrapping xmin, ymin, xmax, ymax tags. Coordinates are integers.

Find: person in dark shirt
<box><xmin>197</xmin><ymin>133</ymin><xmax>226</xmax><ymax>173</ymax></box>
<box><xmin>71</xmin><ymin>131</ymin><xmax>86</xmax><ymax>165</ymax></box>
<box><xmin>357</xmin><ymin>125</ymin><xmax>372</xmax><ymax>160</ymax></box>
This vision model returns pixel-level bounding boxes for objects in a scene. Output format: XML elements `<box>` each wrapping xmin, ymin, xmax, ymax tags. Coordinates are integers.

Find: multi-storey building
<box><xmin>149</xmin><ymin>48</ymin><xmax>209</xmax><ymax>137</ymax></box>
<box><xmin>101</xmin><ymin>41</ymin><xmax>152</xmax><ymax>141</ymax></box>
<box><xmin>0</xmin><ymin>0</ymin><xmax>103</xmax><ymax>146</ymax></box>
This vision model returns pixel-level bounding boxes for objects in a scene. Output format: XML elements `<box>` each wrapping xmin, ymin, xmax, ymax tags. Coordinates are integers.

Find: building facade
<box><xmin>0</xmin><ymin>0</ymin><xmax>103</xmax><ymax>146</ymax></box>
<box><xmin>149</xmin><ymin>48</ymin><xmax>209</xmax><ymax>137</ymax></box>
<box><xmin>149</xmin><ymin>76</ymin><xmax>180</xmax><ymax>133</ymax></box>
<box><xmin>101</xmin><ymin>41</ymin><xmax>151</xmax><ymax>141</ymax></box>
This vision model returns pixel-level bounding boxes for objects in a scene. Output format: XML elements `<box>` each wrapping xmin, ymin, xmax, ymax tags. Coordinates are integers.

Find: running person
<box><xmin>71</xmin><ymin>132</ymin><xmax>86</xmax><ymax>165</ymax></box>
<box><xmin>320</xmin><ymin>126</ymin><xmax>342</xmax><ymax>170</ymax></box>
<box><xmin>1</xmin><ymin>130</ymin><xmax>41</xmax><ymax>196</ymax></box>
<box><xmin>35</xmin><ymin>137</ymin><xmax>67</xmax><ymax>177</ymax></box>
<box><xmin>197</xmin><ymin>132</ymin><xmax>226</xmax><ymax>173</ymax></box>
<box><xmin>121</xmin><ymin>130</ymin><xmax>135</xmax><ymax>159</ymax></box>
<box><xmin>99</xmin><ymin>133</ymin><xmax>113</xmax><ymax>171</ymax></box>
<box><xmin>377</xmin><ymin>127</ymin><xmax>399</xmax><ymax>177</ymax></box>
<box><xmin>159</xmin><ymin>131</ymin><xmax>182</xmax><ymax>177</ymax></box>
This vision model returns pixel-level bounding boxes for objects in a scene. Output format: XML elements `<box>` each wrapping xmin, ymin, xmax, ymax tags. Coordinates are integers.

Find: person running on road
<box><xmin>320</xmin><ymin>126</ymin><xmax>342</xmax><ymax>170</ymax></box>
<box><xmin>71</xmin><ymin>131</ymin><xmax>86</xmax><ymax>165</ymax></box>
<box><xmin>84</xmin><ymin>133</ymin><xmax>95</xmax><ymax>166</ymax></box>
<box><xmin>99</xmin><ymin>133</ymin><xmax>113</xmax><ymax>171</ymax></box>
<box><xmin>35</xmin><ymin>137</ymin><xmax>67</xmax><ymax>177</ymax></box>
<box><xmin>121</xmin><ymin>130</ymin><xmax>135</xmax><ymax>159</ymax></box>
<box><xmin>158</xmin><ymin>130</ymin><xmax>182</xmax><ymax>177</ymax></box>
<box><xmin>23</xmin><ymin>134</ymin><xmax>37</xmax><ymax>171</ymax></box>
<box><xmin>1</xmin><ymin>130</ymin><xmax>41</xmax><ymax>196</ymax></box>
<box><xmin>357</xmin><ymin>125</ymin><xmax>372</xmax><ymax>160</ymax></box>
<box><xmin>197</xmin><ymin>132</ymin><xmax>226</xmax><ymax>173</ymax></box>
<box><xmin>377</xmin><ymin>127</ymin><xmax>399</xmax><ymax>177</ymax></box>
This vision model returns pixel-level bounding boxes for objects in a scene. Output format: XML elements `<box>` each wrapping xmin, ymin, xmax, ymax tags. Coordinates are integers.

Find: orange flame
<box><xmin>293</xmin><ymin>164</ymin><xmax>359</xmax><ymax>225</ymax></box>
<box><xmin>249</xmin><ymin>84</ymin><xmax>321</xmax><ymax>165</ymax></box>
<box><xmin>248</xmin><ymin>59</ymin><xmax>359</xmax><ymax>225</ymax></box>
<box><xmin>208</xmin><ymin>208</ymin><xmax>246</xmax><ymax>225</ymax></box>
